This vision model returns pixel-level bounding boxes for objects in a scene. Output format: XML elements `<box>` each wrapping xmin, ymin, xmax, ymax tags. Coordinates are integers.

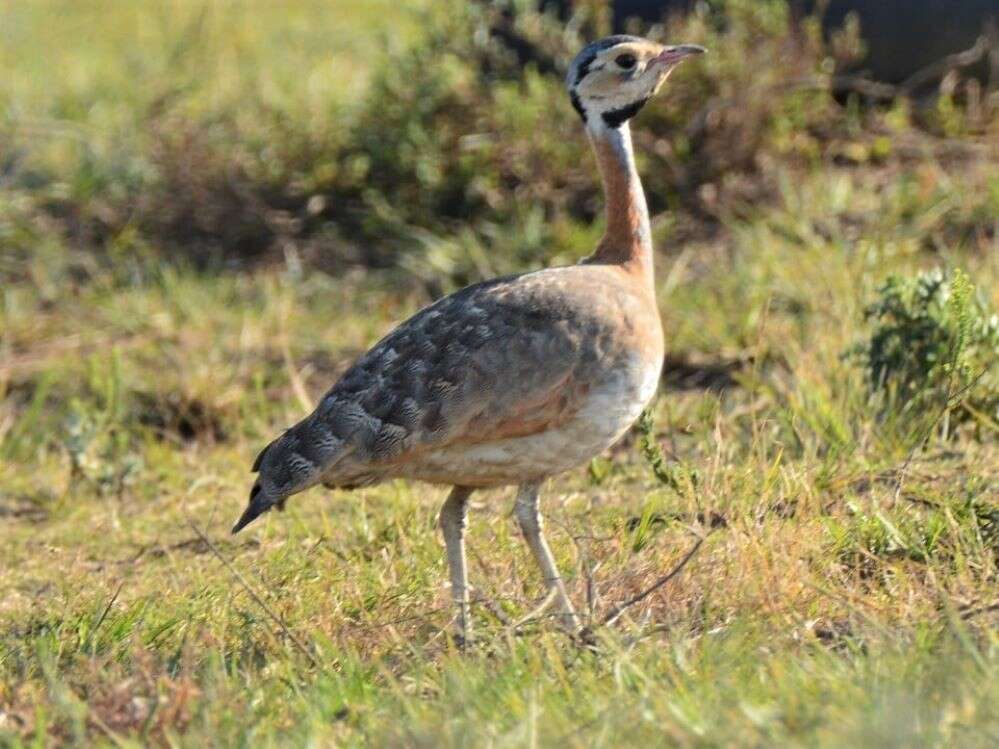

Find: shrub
<box><xmin>852</xmin><ymin>268</ymin><xmax>999</xmax><ymax>440</ymax></box>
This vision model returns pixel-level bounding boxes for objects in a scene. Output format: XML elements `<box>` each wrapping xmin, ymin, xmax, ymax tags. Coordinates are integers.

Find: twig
<box><xmin>900</xmin><ymin>493</ymin><xmax>942</xmax><ymax>510</ymax></box>
<box><xmin>465</xmin><ymin>542</ymin><xmax>517</xmax><ymax>626</ymax></box>
<box><xmin>806</xmin><ymin>34</ymin><xmax>994</xmax><ymax>101</ymax></box>
<box><xmin>92</xmin><ymin>581</ymin><xmax>124</xmax><ymax>633</ymax></box>
<box><xmin>186</xmin><ymin>521</ymin><xmax>322</xmax><ymax>670</ymax></box>
<box><xmin>280</xmin><ymin>335</ymin><xmax>313</xmax><ymax>416</ymax></box>
<box><xmin>959</xmin><ymin>601</ymin><xmax>999</xmax><ymax>621</ymax></box>
<box><xmin>600</xmin><ymin>537</ymin><xmax>704</xmax><ymax>628</ymax></box>
<box><xmin>899</xmin><ymin>34</ymin><xmax>994</xmax><ymax>95</ymax></box>
<box><xmin>892</xmin><ymin>368</ymin><xmax>989</xmax><ymax>503</ymax></box>
<box><xmin>555</xmin><ymin>516</ymin><xmax>603</xmax><ymax>628</ymax></box>
<box><xmin>830</xmin><ymin>75</ymin><xmax>898</xmax><ymax>100</ymax></box>
<box><xmin>581</xmin><ymin>544</ymin><xmax>599</xmax><ymax>626</ymax></box>
<box><xmin>473</xmin><ymin>592</ymin><xmax>513</xmax><ymax>627</ymax></box>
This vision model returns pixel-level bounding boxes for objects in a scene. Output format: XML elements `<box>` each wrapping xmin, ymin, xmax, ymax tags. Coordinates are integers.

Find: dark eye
<box><xmin>615</xmin><ymin>54</ymin><xmax>637</xmax><ymax>70</ymax></box>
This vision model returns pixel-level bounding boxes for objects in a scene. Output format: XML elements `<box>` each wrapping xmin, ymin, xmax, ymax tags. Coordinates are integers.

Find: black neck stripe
<box><xmin>601</xmin><ymin>97</ymin><xmax>649</xmax><ymax>128</ymax></box>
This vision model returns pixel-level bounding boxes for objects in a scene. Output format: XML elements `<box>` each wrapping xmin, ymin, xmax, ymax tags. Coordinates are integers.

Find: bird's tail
<box><xmin>231</xmin><ymin>481</ymin><xmax>275</xmax><ymax>534</ymax></box>
<box><xmin>231</xmin><ymin>415</ymin><xmax>341</xmax><ymax>534</ymax></box>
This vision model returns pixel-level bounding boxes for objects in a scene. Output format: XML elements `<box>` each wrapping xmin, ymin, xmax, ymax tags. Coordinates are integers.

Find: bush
<box><xmin>852</xmin><ymin>268</ymin><xmax>999</xmax><ymax>440</ymax></box>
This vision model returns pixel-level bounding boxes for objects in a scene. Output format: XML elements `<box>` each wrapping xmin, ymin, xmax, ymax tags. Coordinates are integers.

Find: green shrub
<box><xmin>852</xmin><ymin>268</ymin><xmax>999</xmax><ymax>439</ymax></box>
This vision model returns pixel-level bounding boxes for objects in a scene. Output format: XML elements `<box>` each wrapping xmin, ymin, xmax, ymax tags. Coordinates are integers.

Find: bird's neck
<box><xmin>584</xmin><ymin>121</ymin><xmax>654</xmax><ymax>283</ymax></box>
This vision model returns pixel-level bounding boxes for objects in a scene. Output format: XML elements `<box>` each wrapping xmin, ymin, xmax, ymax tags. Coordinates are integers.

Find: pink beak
<box><xmin>654</xmin><ymin>44</ymin><xmax>707</xmax><ymax>68</ymax></box>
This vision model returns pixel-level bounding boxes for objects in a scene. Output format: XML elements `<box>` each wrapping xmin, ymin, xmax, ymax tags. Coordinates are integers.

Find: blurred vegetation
<box><xmin>2</xmin><ymin>0</ymin><xmax>995</xmax><ymax>287</ymax></box>
<box><xmin>1</xmin><ymin>0</ymin><xmax>997</xmax><ymax>745</ymax></box>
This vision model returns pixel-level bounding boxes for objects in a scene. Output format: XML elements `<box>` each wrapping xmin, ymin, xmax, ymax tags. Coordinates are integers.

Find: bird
<box><xmin>232</xmin><ymin>35</ymin><xmax>705</xmax><ymax>641</ymax></box>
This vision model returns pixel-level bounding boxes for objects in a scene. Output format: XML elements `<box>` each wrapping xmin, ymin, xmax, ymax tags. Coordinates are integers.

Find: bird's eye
<box><xmin>615</xmin><ymin>54</ymin><xmax>637</xmax><ymax>70</ymax></box>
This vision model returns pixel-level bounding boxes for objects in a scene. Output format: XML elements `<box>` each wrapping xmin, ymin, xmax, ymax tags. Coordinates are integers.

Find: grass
<box><xmin>0</xmin><ymin>0</ymin><xmax>425</xmax><ymax>125</ymax></box>
<box><xmin>1</xmin><ymin>1</ymin><xmax>998</xmax><ymax>746</ymax></box>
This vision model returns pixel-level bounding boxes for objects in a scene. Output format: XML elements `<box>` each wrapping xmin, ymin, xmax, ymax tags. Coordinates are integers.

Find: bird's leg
<box><xmin>439</xmin><ymin>486</ymin><xmax>473</xmax><ymax>644</ymax></box>
<box><xmin>514</xmin><ymin>482</ymin><xmax>579</xmax><ymax>631</ymax></box>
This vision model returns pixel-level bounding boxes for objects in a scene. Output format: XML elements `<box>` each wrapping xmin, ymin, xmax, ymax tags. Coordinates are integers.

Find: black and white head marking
<box><xmin>567</xmin><ymin>35</ymin><xmax>642</xmax><ymax>125</ymax></box>
<box><xmin>566</xmin><ymin>35</ymin><xmax>704</xmax><ymax>130</ymax></box>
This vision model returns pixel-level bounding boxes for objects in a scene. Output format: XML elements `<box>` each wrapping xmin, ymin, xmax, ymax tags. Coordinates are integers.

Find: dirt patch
<box><xmin>662</xmin><ymin>352</ymin><xmax>751</xmax><ymax>391</ymax></box>
<box><xmin>0</xmin><ymin>492</ymin><xmax>51</xmax><ymax>523</ymax></box>
<box><xmin>133</xmin><ymin>391</ymin><xmax>229</xmax><ymax>444</ymax></box>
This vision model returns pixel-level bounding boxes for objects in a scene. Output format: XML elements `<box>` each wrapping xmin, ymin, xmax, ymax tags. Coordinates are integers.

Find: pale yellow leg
<box><xmin>439</xmin><ymin>486</ymin><xmax>473</xmax><ymax>642</ymax></box>
<box><xmin>514</xmin><ymin>482</ymin><xmax>579</xmax><ymax>630</ymax></box>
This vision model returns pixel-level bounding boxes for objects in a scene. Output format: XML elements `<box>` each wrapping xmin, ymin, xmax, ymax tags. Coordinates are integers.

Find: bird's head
<box><xmin>567</xmin><ymin>35</ymin><xmax>705</xmax><ymax>130</ymax></box>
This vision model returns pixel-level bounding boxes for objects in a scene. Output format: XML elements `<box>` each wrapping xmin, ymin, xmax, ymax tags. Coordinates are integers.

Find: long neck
<box><xmin>585</xmin><ymin>121</ymin><xmax>654</xmax><ymax>280</ymax></box>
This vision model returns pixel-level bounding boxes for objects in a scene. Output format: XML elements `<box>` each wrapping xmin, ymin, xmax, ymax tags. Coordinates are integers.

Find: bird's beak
<box><xmin>654</xmin><ymin>44</ymin><xmax>707</xmax><ymax>68</ymax></box>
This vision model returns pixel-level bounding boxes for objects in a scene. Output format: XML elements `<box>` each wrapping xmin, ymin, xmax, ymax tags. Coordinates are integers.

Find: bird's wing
<box><xmin>318</xmin><ymin>270</ymin><xmax>603</xmax><ymax>464</ymax></box>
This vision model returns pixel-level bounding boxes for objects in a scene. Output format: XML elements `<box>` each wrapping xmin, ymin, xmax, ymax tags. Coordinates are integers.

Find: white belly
<box><xmin>410</xmin><ymin>355</ymin><xmax>662</xmax><ymax>486</ymax></box>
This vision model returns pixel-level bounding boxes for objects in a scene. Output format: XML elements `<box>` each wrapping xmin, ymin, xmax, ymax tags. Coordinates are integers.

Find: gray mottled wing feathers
<box><xmin>251</xmin><ymin>268</ymin><xmax>617</xmax><ymax>502</ymax></box>
<box><xmin>304</xmin><ymin>275</ymin><xmax>586</xmax><ymax>484</ymax></box>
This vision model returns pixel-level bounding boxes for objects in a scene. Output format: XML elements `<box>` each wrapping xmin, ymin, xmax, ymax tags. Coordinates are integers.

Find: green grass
<box><xmin>1</xmin><ymin>0</ymin><xmax>425</xmax><ymax>126</ymax></box>
<box><xmin>1</xmin><ymin>1</ymin><xmax>998</xmax><ymax>746</ymax></box>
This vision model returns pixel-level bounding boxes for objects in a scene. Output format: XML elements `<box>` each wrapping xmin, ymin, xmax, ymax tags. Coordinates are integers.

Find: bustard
<box><xmin>233</xmin><ymin>36</ymin><xmax>704</xmax><ymax>640</ymax></box>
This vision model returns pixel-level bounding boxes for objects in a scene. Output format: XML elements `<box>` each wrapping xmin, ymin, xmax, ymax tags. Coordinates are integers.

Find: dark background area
<box><xmin>613</xmin><ymin>1</ymin><xmax>996</xmax><ymax>81</ymax></box>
